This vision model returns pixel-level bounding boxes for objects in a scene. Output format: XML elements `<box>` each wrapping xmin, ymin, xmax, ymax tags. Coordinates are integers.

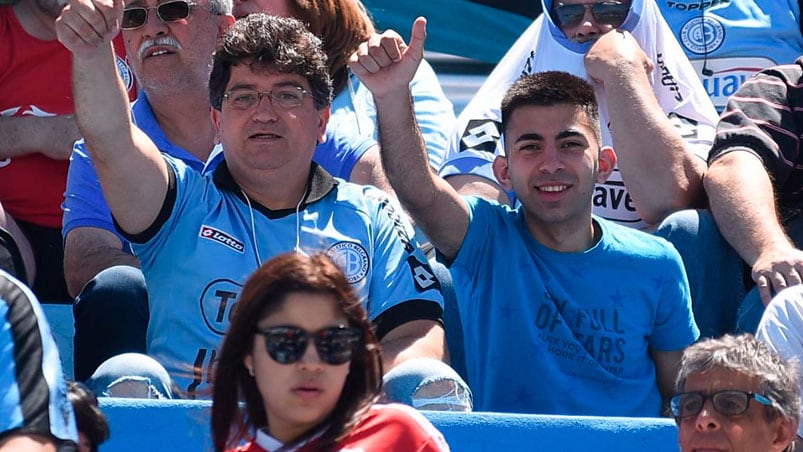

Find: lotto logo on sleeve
<box><xmin>199</xmin><ymin>225</ymin><xmax>245</xmax><ymax>253</ymax></box>
<box><xmin>459</xmin><ymin>119</ymin><xmax>502</xmax><ymax>154</ymax></box>
<box><xmin>407</xmin><ymin>256</ymin><xmax>441</xmax><ymax>293</ymax></box>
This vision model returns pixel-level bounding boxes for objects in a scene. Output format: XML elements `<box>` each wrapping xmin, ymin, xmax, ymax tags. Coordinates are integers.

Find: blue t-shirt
<box><xmin>62</xmin><ymin>92</ymin><xmax>209</xmax><ymax>246</ymax></box>
<box><xmin>450</xmin><ymin>197</ymin><xmax>699</xmax><ymax>415</ymax></box>
<box><xmin>658</xmin><ymin>0</ymin><xmax>803</xmax><ymax>111</ymax></box>
<box><xmin>126</xmin><ymin>158</ymin><xmax>444</xmax><ymax>398</ymax></box>
<box><xmin>0</xmin><ymin>271</ymin><xmax>76</xmax><ymax>443</ymax></box>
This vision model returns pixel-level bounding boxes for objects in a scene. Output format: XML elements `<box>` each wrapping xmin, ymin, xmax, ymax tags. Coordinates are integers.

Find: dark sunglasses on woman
<box><xmin>258</xmin><ymin>325</ymin><xmax>362</xmax><ymax>365</ymax></box>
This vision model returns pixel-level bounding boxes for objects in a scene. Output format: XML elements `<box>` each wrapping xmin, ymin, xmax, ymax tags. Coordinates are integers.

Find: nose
<box><xmin>251</xmin><ymin>94</ymin><xmax>280</xmax><ymax>123</ymax></box>
<box><xmin>141</xmin><ymin>8</ymin><xmax>169</xmax><ymax>38</ymax></box>
<box><xmin>694</xmin><ymin>401</ymin><xmax>723</xmax><ymax>431</ymax></box>
<box><xmin>573</xmin><ymin>7</ymin><xmax>603</xmax><ymax>41</ymax></box>
<box><xmin>297</xmin><ymin>341</ymin><xmax>324</xmax><ymax>372</ymax></box>
<box><xmin>538</xmin><ymin>146</ymin><xmax>565</xmax><ymax>174</ymax></box>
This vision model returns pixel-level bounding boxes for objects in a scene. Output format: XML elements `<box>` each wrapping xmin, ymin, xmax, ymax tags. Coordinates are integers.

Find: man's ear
<box><xmin>492</xmin><ymin>155</ymin><xmax>514</xmax><ymax>192</ymax></box>
<box><xmin>211</xmin><ymin>108</ymin><xmax>222</xmax><ymax>145</ymax></box>
<box><xmin>219</xmin><ymin>14</ymin><xmax>236</xmax><ymax>37</ymax></box>
<box><xmin>317</xmin><ymin>107</ymin><xmax>331</xmax><ymax>144</ymax></box>
<box><xmin>770</xmin><ymin>418</ymin><xmax>798</xmax><ymax>451</ymax></box>
<box><xmin>596</xmin><ymin>146</ymin><xmax>617</xmax><ymax>183</ymax></box>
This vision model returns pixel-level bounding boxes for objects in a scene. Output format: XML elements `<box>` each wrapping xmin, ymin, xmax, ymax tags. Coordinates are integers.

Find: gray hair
<box><xmin>207</xmin><ymin>0</ymin><xmax>232</xmax><ymax>15</ymax></box>
<box><xmin>676</xmin><ymin>334</ymin><xmax>800</xmax><ymax>423</ymax></box>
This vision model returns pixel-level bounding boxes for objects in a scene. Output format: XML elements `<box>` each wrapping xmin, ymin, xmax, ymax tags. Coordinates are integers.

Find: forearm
<box><xmin>72</xmin><ymin>45</ymin><xmax>135</xmax><ymax>166</ymax></box>
<box><xmin>0</xmin><ymin>116</ymin><xmax>80</xmax><ymax>160</ymax></box>
<box><xmin>704</xmin><ymin>151</ymin><xmax>790</xmax><ymax>265</ymax></box>
<box><xmin>605</xmin><ymin>69</ymin><xmax>706</xmax><ymax>224</ymax></box>
<box><xmin>379</xmin><ymin>320</ymin><xmax>447</xmax><ymax>372</ymax></box>
<box><xmin>64</xmin><ymin>229</ymin><xmax>140</xmax><ymax>297</ymax></box>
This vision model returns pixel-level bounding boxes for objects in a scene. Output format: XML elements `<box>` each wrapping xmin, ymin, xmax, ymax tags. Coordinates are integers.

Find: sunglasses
<box><xmin>258</xmin><ymin>325</ymin><xmax>361</xmax><ymax>365</ymax></box>
<box><xmin>121</xmin><ymin>0</ymin><xmax>197</xmax><ymax>30</ymax></box>
<box><xmin>670</xmin><ymin>390</ymin><xmax>775</xmax><ymax>420</ymax></box>
<box><xmin>552</xmin><ymin>1</ymin><xmax>629</xmax><ymax>29</ymax></box>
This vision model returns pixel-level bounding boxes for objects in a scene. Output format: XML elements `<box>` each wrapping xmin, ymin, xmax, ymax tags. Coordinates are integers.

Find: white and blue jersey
<box><xmin>449</xmin><ymin>197</ymin><xmax>699</xmax><ymax>415</ymax></box>
<box><xmin>125</xmin><ymin>158</ymin><xmax>444</xmax><ymax>397</ymax></box>
<box><xmin>658</xmin><ymin>0</ymin><xmax>803</xmax><ymax>112</ymax></box>
<box><xmin>0</xmin><ymin>270</ymin><xmax>77</xmax><ymax>445</ymax></box>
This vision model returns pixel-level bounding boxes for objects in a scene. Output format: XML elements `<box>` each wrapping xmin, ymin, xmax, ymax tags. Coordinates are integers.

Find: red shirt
<box><xmin>229</xmin><ymin>404</ymin><xmax>450</xmax><ymax>452</ymax></box>
<box><xmin>0</xmin><ymin>5</ymin><xmax>135</xmax><ymax>228</ymax></box>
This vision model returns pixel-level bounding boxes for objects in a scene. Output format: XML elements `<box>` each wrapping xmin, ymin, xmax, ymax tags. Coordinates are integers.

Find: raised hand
<box><xmin>584</xmin><ymin>29</ymin><xmax>653</xmax><ymax>87</ymax></box>
<box><xmin>349</xmin><ymin>17</ymin><xmax>427</xmax><ymax>99</ymax></box>
<box><xmin>55</xmin><ymin>0</ymin><xmax>123</xmax><ymax>57</ymax></box>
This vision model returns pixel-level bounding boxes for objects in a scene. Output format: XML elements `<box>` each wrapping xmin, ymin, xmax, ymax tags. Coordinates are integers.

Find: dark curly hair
<box><xmin>209</xmin><ymin>14</ymin><xmax>333</xmax><ymax>111</ymax></box>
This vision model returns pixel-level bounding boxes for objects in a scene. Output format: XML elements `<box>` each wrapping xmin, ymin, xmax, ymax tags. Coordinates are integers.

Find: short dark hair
<box><xmin>211</xmin><ymin>252</ymin><xmax>382</xmax><ymax>452</ymax></box>
<box><xmin>67</xmin><ymin>381</ymin><xmax>109</xmax><ymax>452</ymax></box>
<box><xmin>209</xmin><ymin>14</ymin><xmax>333</xmax><ymax>111</ymax></box>
<box><xmin>500</xmin><ymin>71</ymin><xmax>601</xmax><ymax>143</ymax></box>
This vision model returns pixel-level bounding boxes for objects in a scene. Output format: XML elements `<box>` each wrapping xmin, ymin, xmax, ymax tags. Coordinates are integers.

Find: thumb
<box><xmin>405</xmin><ymin>16</ymin><xmax>427</xmax><ymax>61</ymax></box>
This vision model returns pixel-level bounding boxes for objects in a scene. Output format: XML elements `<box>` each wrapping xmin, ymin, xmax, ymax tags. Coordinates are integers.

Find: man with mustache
<box><xmin>0</xmin><ymin>0</ymin><xmax>134</xmax><ymax>304</ymax></box>
<box><xmin>61</xmin><ymin>0</ymin><xmax>234</xmax><ymax>384</ymax></box>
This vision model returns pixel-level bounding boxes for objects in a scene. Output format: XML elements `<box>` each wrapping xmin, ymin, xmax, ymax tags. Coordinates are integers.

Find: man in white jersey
<box><xmin>442</xmin><ymin>0</ymin><xmax>718</xmax><ymax>229</ymax></box>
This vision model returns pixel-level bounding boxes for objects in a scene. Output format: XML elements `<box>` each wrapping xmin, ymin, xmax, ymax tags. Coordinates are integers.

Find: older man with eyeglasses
<box><xmin>60</xmin><ymin>0</ymin><xmax>235</xmax><ymax>387</ymax></box>
<box><xmin>673</xmin><ymin>334</ymin><xmax>799</xmax><ymax>452</ymax></box>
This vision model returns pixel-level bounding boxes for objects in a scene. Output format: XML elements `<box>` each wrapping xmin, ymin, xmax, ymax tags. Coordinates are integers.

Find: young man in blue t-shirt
<box><xmin>354</xmin><ymin>18</ymin><xmax>699</xmax><ymax>416</ymax></box>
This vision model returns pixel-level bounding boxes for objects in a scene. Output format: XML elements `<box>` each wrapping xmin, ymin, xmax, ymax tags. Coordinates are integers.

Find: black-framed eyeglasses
<box><xmin>257</xmin><ymin>325</ymin><xmax>361</xmax><ymax>365</ymax></box>
<box><xmin>222</xmin><ymin>86</ymin><xmax>311</xmax><ymax>111</ymax></box>
<box><xmin>552</xmin><ymin>1</ymin><xmax>630</xmax><ymax>29</ymax></box>
<box><xmin>670</xmin><ymin>390</ymin><xmax>775</xmax><ymax>420</ymax></box>
<box><xmin>121</xmin><ymin>0</ymin><xmax>198</xmax><ymax>30</ymax></box>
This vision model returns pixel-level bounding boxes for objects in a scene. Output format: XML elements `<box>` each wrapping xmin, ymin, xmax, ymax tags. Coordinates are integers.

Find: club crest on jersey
<box><xmin>199</xmin><ymin>225</ymin><xmax>245</xmax><ymax>253</ymax></box>
<box><xmin>326</xmin><ymin>242</ymin><xmax>369</xmax><ymax>284</ymax></box>
<box><xmin>116</xmin><ymin>56</ymin><xmax>134</xmax><ymax>92</ymax></box>
<box><xmin>680</xmin><ymin>16</ymin><xmax>725</xmax><ymax>55</ymax></box>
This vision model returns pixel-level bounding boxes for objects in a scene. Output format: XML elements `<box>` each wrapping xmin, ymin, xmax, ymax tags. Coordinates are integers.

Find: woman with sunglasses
<box><xmin>211</xmin><ymin>252</ymin><xmax>449</xmax><ymax>452</ymax></box>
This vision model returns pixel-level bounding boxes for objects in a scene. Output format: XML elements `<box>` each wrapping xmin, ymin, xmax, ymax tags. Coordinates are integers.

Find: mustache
<box><xmin>138</xmin><ymin>36</ymin><xmax>182</xmax><ymax>60</ymax></box>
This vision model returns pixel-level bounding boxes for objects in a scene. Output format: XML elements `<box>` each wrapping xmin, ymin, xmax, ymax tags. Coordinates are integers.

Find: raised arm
<box><xmin>349</xmin><ymin>18</ymin><xmax>469</xmax><ymax>260</ymax></box>
<box><xmin>55</xmin><ymin>0</ymin><xmax>168</xmax><ymax>235</ymax></box>
<box><xmin>585</xmin><ymin>31</ymin><xmax>707</xmax><ymax>225</ymax></box>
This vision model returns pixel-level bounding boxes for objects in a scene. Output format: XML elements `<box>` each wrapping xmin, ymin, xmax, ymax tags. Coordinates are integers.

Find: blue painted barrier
<box><xmin>44</xmin><ymin>303</ymin><xmax>681</xmax><ymax>451</ymax></box>
<box><xmin>98</xmin><ymin>399</ymin><xmax>681</xmax><ymax>452</ymax></box>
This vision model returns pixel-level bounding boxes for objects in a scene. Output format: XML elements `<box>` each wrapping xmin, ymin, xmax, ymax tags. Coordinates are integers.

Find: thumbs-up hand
<box><xmin>348</xmin><ymin>17</ymin><xmax>427</xmax><ymax>99</ymax></box>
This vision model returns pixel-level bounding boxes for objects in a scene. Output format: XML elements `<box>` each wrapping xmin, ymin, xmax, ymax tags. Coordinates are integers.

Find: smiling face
<box><xmin>244</xmin><ymin>292</ymin><xmax>351</xmax><ymax>444</ymax></box>
<box><xmin>122</xmin><ymin>0</ymin><xmax>230</xmax><ymax>92</ymax></box>
<box><xmin>212</xmin><ymin>63</ymin><xmax>328</xmax><ymax>179</ymax></box>
<box><xmin>551</xmin><ymin>0</ymin><xmax>630</xmax><ymax>44</ymax></box>
<box><xmin>677</xmin><ymin>369</ymin><xmax>796</xmax><ymax>452</ymax></box>
<box><xmin>496</xmin><ymin>103</ymin><xmax>613</xmax><ymax>240</ymax></box>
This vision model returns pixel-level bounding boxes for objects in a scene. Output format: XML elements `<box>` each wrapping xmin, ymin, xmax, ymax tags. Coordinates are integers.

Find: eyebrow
<box><xmin>512</xmin><ymin>129</ymin><xmax>586</xmax><ymax>143</ymax></box>
<box><xmin>227</xmin><ymin>81</ymin><xmax>305</xmax><ymax>91</ymax></box>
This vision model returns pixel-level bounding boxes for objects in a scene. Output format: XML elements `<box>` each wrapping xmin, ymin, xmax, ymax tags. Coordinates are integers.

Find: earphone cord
<box><xmin>241</xmin><ymin>189</ymin><xmax>262</xmax><ymax>267</ymax></box>
<box><xmin>241</xmin><ymin>183</ymin><xmax>309</xmax><ymax>267</ymax></box>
